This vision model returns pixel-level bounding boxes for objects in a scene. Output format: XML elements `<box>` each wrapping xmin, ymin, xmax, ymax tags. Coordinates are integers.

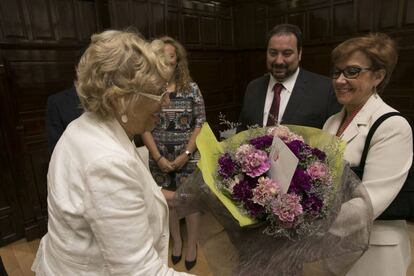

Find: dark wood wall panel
<box><xmin>308</xmin><ymin>8</ymin><xmax>330</xmax><ymax>39</ymax></box>
<box><xmin>130</xmin><ymin>1</ymin><xmax>151</xmax><ymax>36</ymax></box>
<box><xmin>333</xmin><ymin>2</ymin><xmax>354</xmax><ymax>36</ymax></box>
<box><xmin>254</xmin><ymin>4</ymin><xmax>267</xmax><ymax>48</ymax></box>
<box><xmin>357</xmin><ymin>0</ymin><xmax>374</xmax><ymax>32</ymax></box>
<box><xmin>0</xmin><ymin>0</ymin><xmax>28</xmax><ymax>40</ymax></box>
<box><xmin>378</xmin><ymin>0</ymin><xmax>399</xmax><ymax>30</ymax></box>
<box><xmin>183</xmin><ymin>15</ymin><xmax>200</xmax><ymax>45</ymax></box>
<box><xmin>151</xmin><ymin>2</ymin><xmax>166</xmax><ymax>36</ymax></box>
<box><xmin>287</xmin><ymin>13</ymin><xmax>306</xmax><ymax>34</ymax></box>
<box><xmin>55</xmin><ymin>0</ymin><xmax>78</xmax><ymax>40</ymax></box>
<box><xmin>77</xmin><ymin>0</ymin><xmax>99</xmax><ymax>41</ymax></box>
<box><xmin>166</xmin><ymin>10</ymin><xmax>180</xmax><ymax>38</ymax></box>
<box><xmin>0</xmin><ymin>63</ymin><xmax>25</xmax><ymax>247</ymax></box>
<box><xmin>28</xmin><ymin>0</ymin><xmax>56</xmax><ymax>40</ymax></box>
<box><xmin>219</xmin><ymin>18</ymin><xmax>233</xmax><ymax>47</ymax></box>
<box><xmin>200</xmin><ymin>17</ymin><xmax>217</xmax><ymax>46</ymax></box>
<box><xmin>0</xmin><ymin>0</ymin><xmax>101</xmax><ymax>243</ymax></box>
<box><xmin>403</xmin><ymin>0</ymin><xmax>414</xmax><ymax>26</ymax></box>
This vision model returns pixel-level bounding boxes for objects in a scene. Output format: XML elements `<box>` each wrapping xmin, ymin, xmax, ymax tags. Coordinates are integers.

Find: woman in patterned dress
<box><xmin>142</xmin><ymin>36</ymin><xmax>206</xmax><ymax>271</ymax></box>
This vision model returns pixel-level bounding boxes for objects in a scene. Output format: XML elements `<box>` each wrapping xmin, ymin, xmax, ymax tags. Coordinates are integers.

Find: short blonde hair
<box><xmin>76</xmin><ymin>30</ymin><xmax>172</xmax><ymax>119</ymax></box>
<box><xmin>159</xmin><ymin>36</ymin><xmax>192</xmax><ymax>93</ymax></box>
<box><xmin>332</xmin><ymin>33</ymin><xmax>398</xmax><ymax>93</ymax></box>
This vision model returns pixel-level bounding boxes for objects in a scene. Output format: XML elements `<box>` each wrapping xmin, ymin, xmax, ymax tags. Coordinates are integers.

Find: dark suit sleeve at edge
<box><xmin>46</xmin><ymin>96</ymin><xmax>65</xmax><ymax>154</ymax></box>
<box><xmin>237</xmin><ymin>82</ymin><xmax>251</xmax><ymax>133</ymax></box>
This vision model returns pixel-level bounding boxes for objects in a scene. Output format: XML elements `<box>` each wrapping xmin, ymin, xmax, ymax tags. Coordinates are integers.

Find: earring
<box><xmin>372</xmin><ymin>86</ymin><xmax>377</xmax><ymax>94</ymax></box>
<box><xmin>121</xmin><ymin>114</ymin><xmax>128</xmax><ymax>123</ymax></box>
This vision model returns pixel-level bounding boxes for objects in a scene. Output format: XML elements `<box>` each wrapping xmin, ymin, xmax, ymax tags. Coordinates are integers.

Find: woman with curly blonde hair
<box><xmin>143</xmin><ymin>36</ymin><xmax>206</xmax><ymax>271</ymax></box>
<box><xmin>32</xmin><ymin>30</ymin><xmax>193</xmax><ymax>275</ymax></box>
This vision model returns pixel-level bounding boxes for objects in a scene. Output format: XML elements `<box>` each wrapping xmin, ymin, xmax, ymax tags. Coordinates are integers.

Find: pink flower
<box><xmin>307</xmin><ymin>161</ymin><xmax>330</xmax><ymax>182</ymax></box>
<box><xmin>235</xmin><ymin>145</ymin><xmax>270</xmax><ymax>177</ymax></box>
<box><xmin>271</xmin><ymin>194</ymin><xmax>303</xmax><ymax>222</ymax></box>
<box><xmin>252</xmin><ymin>177</ymin><xmax>280</xmax><ymax>206</ymax></box>
<box><xmin>268</xmin><ymin>125</ymin><xmax>304</xmax><ymax>143</ymax></box>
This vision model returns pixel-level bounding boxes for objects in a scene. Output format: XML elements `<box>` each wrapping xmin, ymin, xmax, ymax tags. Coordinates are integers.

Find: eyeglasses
<box><xmin>138</xmin><ymin>89</ymin><xmax>169</xmax><ymax>102</ymax></box>
<box><xmin>331</xmin><ymin>66</ymin><xmax>372</xmax><ymax>79</ymax></box>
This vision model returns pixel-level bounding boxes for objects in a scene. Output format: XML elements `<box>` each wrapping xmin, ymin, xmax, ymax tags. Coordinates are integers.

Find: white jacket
<box><xmin>323</xmin><ymin>94</ymin><xmax>412</xmax><ymax>276</ymax></box>
<box><xmin>32</xmin><ymin>112</ymin><xmax>191</xmax><ymax>276</ymax></box>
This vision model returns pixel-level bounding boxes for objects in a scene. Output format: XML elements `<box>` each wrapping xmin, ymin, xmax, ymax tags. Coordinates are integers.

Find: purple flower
<box><xmin>244</xmin><ymin>200</ymin><xmax>265</xmax><ymax>217</ymax></box>
<box><xmin>249</xmin><ymin>135</ymin><xmax>273</xmax><ymax>150</ymax></box>
<box><xmin>302</xmin><ymin>195</ymin><xmax>323</xmax><ymax>215</ymax></box>
<box><xmin>232</xmin><ymin>178</ymin><xmax>265</xmax><ymax>218</ymax></box>
<box><xmin>286</xmin><ymin>140</ymin><xmax>306</xmax><ymax>157</ymax></box>
<box><xmin>312</xmin><ymin>147</ymin><xmax>326</xmax><ymax>161</ymax></box>
<box><xmin>233</xmin><ymin>179</ymin><xmax>254</xmax><ymax>202</ymax></box>
<box><xmin>288</xmin><ymin>169</ymin><xmax>312</xmax><ymax>194</ymax></box>
<box><xmin>235</xmin><ymin>145</ymin><xmax>270</xmax><ymax>177</ymax></box>
<box><xmin>245</xmin><ymin>176</ymin><xmax>259</xmax><ymax>188</ymax></box>
<box><xmin>218</xmin><ymin>153</ymin><xmax>237</xmax><ymax>178</ymax></box>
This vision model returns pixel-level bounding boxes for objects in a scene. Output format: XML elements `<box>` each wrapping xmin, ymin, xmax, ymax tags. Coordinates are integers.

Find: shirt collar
<box><xmin>269</xmin><ymin>67</ymin><xmax>300</xmax><ymax>93</ymax></box>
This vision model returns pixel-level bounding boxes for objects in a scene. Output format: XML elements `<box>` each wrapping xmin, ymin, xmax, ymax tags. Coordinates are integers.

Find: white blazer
<box><xmin>32</xmin><ymin>112</ymin><xmax>191</xmax><ymax>276</ymax></box>
<box><xmin>323</xmin><ymin>94</ymin><xmax>412</xmax><ymax>276</ymax></box>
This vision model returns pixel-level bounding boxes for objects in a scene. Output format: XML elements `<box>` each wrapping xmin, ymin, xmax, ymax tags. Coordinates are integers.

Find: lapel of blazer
<box><xmin>98</xmin><ymin>116</ymin><xmax>168</xmax><ymax>209</ymax></box>
<box><xmin>339</xmin><ymin>94</ymin><xmax>383</xmax><ymax>143</ymax></box>
<box><xmin>257</xmin><ymin>75</ymin><xmax>270</xmax><ymax>125</ymax></box>
<box><xmin>340</xmin><ymin>119</ymin><xmax>360</xmax><ymax>143</ymax></box>
<box><xmin>282</xmin><ymin>68</ymin><xmax>307</xmax><ymax>122</ymax></box>
<box><xmin>324</xmin><ymin>108</ymin><xmax>344</xmax><ymax>134</ymax></box>
<box><xmin>132</xmin><ymin>147</ymin><xmax>169</xmax><ymax>210</ymax></box>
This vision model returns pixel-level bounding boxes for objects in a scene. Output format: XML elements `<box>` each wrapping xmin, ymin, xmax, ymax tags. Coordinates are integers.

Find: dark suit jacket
<box><xmin>46</xmin><ymin>86</ymin><xmax>83</xmax><ymax>153</ymax></box>
<box><xmin>238</xmin><ymin>68</ymin><xmax>341</xmax><ymax>131</ymax></box>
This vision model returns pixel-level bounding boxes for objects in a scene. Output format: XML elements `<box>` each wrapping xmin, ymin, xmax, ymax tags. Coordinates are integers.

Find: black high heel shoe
<box><xmin>185</xmin><ymin>246</ymin><xmax>197</xmax><ymax>271</ymax></box>
<box><xmin>171</xmin><ymin>253</ymin><xmax>182</xmax><ymax>265</ymax></box>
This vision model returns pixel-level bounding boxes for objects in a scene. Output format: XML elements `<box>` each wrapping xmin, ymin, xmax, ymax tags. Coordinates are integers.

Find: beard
<box><xmin>269</xmin><ymin>63</ymin><xmax>297</xmax><ymax>81</ymax></box>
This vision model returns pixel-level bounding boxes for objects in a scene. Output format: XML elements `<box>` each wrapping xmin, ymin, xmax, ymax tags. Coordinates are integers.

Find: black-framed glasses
<box><xmin>331</xmin><ymin>66</ymin><xmax>372</xmax><ymax>79</ymax></box>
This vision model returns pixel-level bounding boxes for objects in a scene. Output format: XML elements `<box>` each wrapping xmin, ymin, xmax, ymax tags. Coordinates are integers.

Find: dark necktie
<box><xmin>267</xmin><ymin>83</ymin><xmax>283</xmax><ymax>126</ymax></box>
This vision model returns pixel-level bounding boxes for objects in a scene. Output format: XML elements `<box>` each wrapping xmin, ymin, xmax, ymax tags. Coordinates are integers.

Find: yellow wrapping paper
<box><xmin>196</xmin><ymin>123</ymin><xmax>346</xmax><ymax>227</ymax></box>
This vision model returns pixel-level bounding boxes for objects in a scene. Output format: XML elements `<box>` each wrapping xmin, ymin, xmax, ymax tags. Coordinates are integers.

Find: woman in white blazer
<box><xmin>323</xmin><ymin>33</ymin><xmax>413</xmax><ymax>275</ymax></box>
<box><xmin>32</xmin><ymin>30</ymin><xmax>193</xmax><ymax>275</ymax></box>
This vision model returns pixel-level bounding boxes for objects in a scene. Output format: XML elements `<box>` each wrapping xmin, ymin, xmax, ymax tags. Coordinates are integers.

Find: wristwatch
<box><xmin>184</xmin><ymin>150</ymin><xmax>192</xmax><ymax>157</ymax></box>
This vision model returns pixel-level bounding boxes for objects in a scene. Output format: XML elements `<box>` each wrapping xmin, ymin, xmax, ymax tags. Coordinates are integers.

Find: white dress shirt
<box><xmin>263</xmin><ymin>68</ymin><xmax>300</xmax><ymax>126</ymax></box>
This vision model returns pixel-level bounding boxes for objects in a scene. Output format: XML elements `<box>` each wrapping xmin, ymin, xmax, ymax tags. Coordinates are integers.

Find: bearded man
<box><xmin>238</xmin><ymin>24</ymin><xmax>341</xmax><ymax>130</ymax></box>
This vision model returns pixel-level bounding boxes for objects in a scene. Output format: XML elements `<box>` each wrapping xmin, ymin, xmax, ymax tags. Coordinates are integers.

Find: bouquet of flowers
<box><xmin>175</xmin><ymin>122</ymin><xmax>373</xmax><ymax>275</ymax></box>
<box><xmin>216</xmin><ymin>125</ymin><xmax>336</xmax><ymax>239</ymax></box>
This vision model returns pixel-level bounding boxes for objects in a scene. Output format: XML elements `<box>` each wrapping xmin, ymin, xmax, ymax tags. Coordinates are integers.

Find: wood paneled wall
<box><xmin>0</xmin><ymin>0</ymin><xmax>413</xmax><ymax>245</ymax></box>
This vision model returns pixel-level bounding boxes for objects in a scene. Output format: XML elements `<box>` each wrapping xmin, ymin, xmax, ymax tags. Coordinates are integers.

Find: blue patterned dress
<box><xmin>149</xmin><ymin>82</ymin><xmax>206</xmax><ymax>190</ymax></box>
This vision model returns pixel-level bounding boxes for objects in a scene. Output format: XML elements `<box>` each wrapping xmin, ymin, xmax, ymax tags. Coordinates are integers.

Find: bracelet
<box><xmin>156</xmin><ymin>155</ymin><xmax>163</xmax><ymax>163</ymax></box>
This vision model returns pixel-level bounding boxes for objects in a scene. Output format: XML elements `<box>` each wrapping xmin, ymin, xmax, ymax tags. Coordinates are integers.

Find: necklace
<box><xmin>336</xmin><ymin>106</ymin><xmax>363</xmax><ymax>137</ymax></box>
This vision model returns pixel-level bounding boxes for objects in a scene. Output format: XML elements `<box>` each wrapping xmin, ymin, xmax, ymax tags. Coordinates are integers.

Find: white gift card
<box><xmin>268</xmin><ymin>136</ymin><xmax>299</xmax><ymax>194</ymax></box>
